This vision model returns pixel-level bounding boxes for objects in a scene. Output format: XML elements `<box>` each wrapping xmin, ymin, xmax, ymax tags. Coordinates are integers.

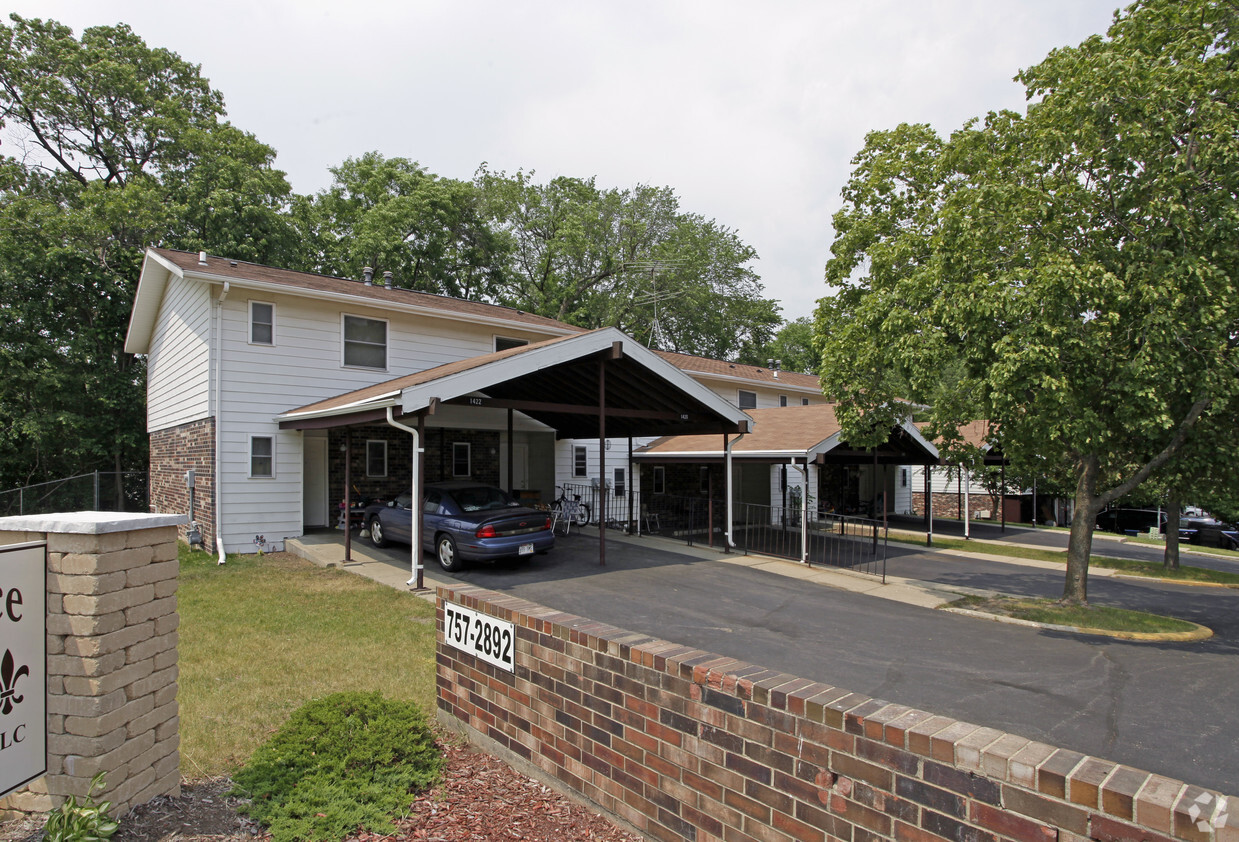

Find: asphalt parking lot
<box><xmin>300</xmin><ymin>527</ymin><xmax>1239</xmax><ymax>796</ymax></box>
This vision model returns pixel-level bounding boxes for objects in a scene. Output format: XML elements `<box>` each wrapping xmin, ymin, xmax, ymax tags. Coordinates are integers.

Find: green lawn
<box><xmin>176</xmin><ymin>545</ymin><xmax>438</xmax><ymax>777</ymax></box>
<box><xmin>946</xmin><ymin>595</ymin><xmax>1201</xmax><ymax>635</ymax></box>
<box><xmin>889</xmin><ymin>531</ymin><xmax>1239</xmax><ymax>586</ymax></box>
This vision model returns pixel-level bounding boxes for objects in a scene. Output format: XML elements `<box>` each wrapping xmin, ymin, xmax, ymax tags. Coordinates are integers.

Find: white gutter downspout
<box><xmin>724</xmin><ymin>431</ymin><xmax>746</xmax><ymax>549</ymax></box>
<box><xmin>963</xmin><ymin>464</ymin><xmax>971</xmax><ymax>539</ymax></box>
<box><xmin>801</xmin><ymin>458</ymin><xmax>810</xmax><ymax>563</ymax></box>
<box><xmin>214</xmin><ymin>281</ymin><xmax>230</xmax><ymax>565</ymax></box>
<box><xmin>386</xmin><ymin>407</ymin><xmax>423</xmax><ymax>587</ymax></box>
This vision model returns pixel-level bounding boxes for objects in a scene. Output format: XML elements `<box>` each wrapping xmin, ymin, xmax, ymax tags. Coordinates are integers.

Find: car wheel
<box><xmin>437</xmin><ymin>534</ymin><xmax>463</xmax><ymax>572</ymax></box>
<box><xmin>369</xmin><ymin>516</ymin><xmax>387</xmax><ymax>548</ymax></box>
<box><xmin>576</xmin><ymin>504</ymin><xmax>591</xmax><ymax>526</ymax></box>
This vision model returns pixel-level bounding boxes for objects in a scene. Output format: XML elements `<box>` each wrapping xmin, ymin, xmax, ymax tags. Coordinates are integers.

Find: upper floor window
<box><xmin>738</xmin><ymin>390</ymin><xmax>757</xmax><ymax>410</ymax></box>
<box><xmin>495</xmin><ymin>336</ymin><xmax>529</xmax><ymax>352</ymax></box>
<box><xmin>249</xmin><ymin>301</ymin><xmax>274</xmax><ymax>345</ymax></box>
<box><xmin>802</xmin><ymin>397</ymin><xmax>810</xmax><ymax>406</ymax></box>
<box><xmin>779</xmin><ymin>395</ymin><xmax>788</xmax><ymax>407</ymax></box>
<box><xmin>343</xmin><ymin>314</ymin><xmax>387</xmax><ymax>369</ymax></box>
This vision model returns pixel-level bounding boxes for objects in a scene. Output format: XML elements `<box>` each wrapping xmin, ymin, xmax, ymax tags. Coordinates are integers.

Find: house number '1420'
<box><xmin>442</xmin><ymin>602</ymin><xmax>515</xmax><ymax>672</ymax></box>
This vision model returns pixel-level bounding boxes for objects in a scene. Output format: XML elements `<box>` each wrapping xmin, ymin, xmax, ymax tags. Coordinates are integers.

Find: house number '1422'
<box><xmin>442</xmin><ymin>602</ymin><xmax>515</xmax><ymax>672</ymax></box>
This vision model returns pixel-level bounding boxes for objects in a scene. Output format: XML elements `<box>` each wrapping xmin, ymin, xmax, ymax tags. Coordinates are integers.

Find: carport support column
<box><xmin>800</xmin><ymin>458</ymin><xmax>810</xmax><ymax>564</ymax></box>
<box><xmin>926</xmin><ymin>468</ymin><xmax>934</xmax><ymax>546</ymax></box>
<box><xmin>344</xmin><ymin>429</ymin><xmax>353</xmax><ymax>563</ymax></box>
<box><xmin>598</xmin><ymin>357</ymin><xmax>606</xmax><ymax>567</ymax></box>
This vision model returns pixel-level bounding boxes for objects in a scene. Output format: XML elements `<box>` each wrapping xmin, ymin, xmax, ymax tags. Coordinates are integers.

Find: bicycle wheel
<box><xmin>575</xmin><ymin>503</ymin><xmax>591</xmax><ymax>526</ymax></box>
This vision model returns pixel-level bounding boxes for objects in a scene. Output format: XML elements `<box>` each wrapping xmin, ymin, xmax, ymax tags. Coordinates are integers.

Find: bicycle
<box><xmin>551</xmin><ymin>485</ymin><xmax>591</xmax><ymax>533</ymax></box>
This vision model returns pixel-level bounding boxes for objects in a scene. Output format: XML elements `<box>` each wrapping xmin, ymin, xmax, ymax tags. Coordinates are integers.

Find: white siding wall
<box><xmin>215</xmin><ymin>289</ymin><xmax>559</xmax><ymax>552</ymax></box>
<box><xmin>146</xmin><ymin>274</ymin><xmax>211</xmax><ymax>432</ymax></box>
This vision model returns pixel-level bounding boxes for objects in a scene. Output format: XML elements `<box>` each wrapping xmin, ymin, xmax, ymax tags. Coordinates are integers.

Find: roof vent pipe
<box><xmin>198</xmin><ymin>251</ymin><xmax>208</xmax><ymax>266</ymax></box>
<box><xmin>383</xmin><ymin>271</ymin><xmax>393</xmax><ymax>289</ymax></box>
<box><xmin>363</xmin><ymin>266</ymin><xmax>374</xmax><ymax>286</ymax></box>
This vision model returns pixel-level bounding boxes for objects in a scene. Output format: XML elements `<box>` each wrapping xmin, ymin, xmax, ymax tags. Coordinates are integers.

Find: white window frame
<box><xmin>452</xmin><ymin>442</ymin><xmax>471</xmax><ymax>477</ymax></box>
<box><xmin>249</xmin><ymin>435</ymin><xmax>274</xmax><ymax>479</ymax></box>
<box><xmin>614</xmin><ymin>468</ymin><xmax>625</xmax><ymax>498</ymax></box>
<box><xmin>494</xmin><ymin>335</ymin><xmax>530</xmax><ymax>352</ymax></box>
<box><xmin>341</xmin><ymin>313</ymin><xmax>388</xmax><ymax>370</ymax></box>
<box><xmin>738</xmin><ymin>389</ymin><xmax>757</xmax><ymax>410</ymax></box>
<box><xmin>366</xmin><ymin>440</ymin><xmax>387</xmax><ymax>478</ymax></box>
<box><xmin>652</xmin><ymin>466</ymin><xmax>665</xmax><ymax>495</ymax></box>
<box><xmin>573</xmin><ymin>446</ymin><xmax>588</xmax><ymax>477</ymax></box>
<box><xmin>249</xmin><ymin>300</ymin><xmax>275</xmax><ymax>346</ymax></box>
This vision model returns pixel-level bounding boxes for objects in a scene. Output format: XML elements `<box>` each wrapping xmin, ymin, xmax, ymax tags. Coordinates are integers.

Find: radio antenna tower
<box><xmin>626</xmin><ymin>260</ymin><xmax>683</xmax><ymax>350</ymax></box>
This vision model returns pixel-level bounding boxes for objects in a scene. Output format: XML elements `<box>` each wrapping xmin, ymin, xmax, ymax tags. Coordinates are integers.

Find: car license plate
<box><xmin>518</xmin><ymin>542</ymin><xmax>534</xmax><ymax>555</ymax></box>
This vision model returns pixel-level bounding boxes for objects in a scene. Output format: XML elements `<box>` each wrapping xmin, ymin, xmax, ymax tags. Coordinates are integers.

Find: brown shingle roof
<box><xmin>638</xmin><ymin>404</ymin><xmax>843</xmax><ymax>455</ymax></box>
<box><xmin>155</xmin><ymin>248</ymin><xmax>584</xmax><ymax>334</ymax></box>
<box><xmin>654</xmin><ymin>350</ymin><xmax>821</xmax><ymax>391</ymax></box>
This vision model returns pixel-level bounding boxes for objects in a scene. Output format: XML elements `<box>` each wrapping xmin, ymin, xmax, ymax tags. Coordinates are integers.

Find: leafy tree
<box><xmin>294</xmin><ymin>152</ymin><xmax>509</xmax><ymax>298</ymax></box>
<box><xmin>0</xmin><ymin>14</ymin><xmax>293</xmax><ymax>489</ymax></box>
<box><xmin>477</xmin><ymin>167</ymin><xmax>780</xmax><ymax>360</ymax></box>
<box><xmin>758</xmin><ymin>317</ymin><xmax>817</xmax><ymax>374</ymax></box>
<box><xmin>816</xmin><ymin>0</ymin><xmax>1239</xmax><ymax>603</ymax></box>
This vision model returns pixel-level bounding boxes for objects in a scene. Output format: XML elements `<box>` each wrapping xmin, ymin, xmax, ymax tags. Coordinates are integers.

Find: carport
<box><xmin>277</xmin><ymin>327</ymin><xmax>751</xmax><ymax>587</ymax></box>
<box><xmin>633</xmin><ymin>404</ymin><xmax>940</xmax><ymax>560</ymax></box>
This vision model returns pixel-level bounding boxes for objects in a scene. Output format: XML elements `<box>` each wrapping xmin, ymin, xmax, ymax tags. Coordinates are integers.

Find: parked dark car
<box><xmin>364</xmin><ymin>481</ymin><xmax>554</xmax><ymax>572</ymax></box>
<box><xmin>1164</xmin><ymin>516</ymin><xmax>1239</xmax><ymax>550</ymax></box>
<box><xmin>1095</xmin><ymin>508</ymin><xmax>1165</xmax><ymax>535</ymax></box>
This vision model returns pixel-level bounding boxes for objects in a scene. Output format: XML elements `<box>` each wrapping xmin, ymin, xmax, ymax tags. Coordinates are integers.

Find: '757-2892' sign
<box><xmin>1</xmin><ymin>542</ymin><xmax>47</xmax><ymax>800</ymax></box>
<box><xmin>442</xmin><ymin>601</ymin><xmax>515</xmax><ymax>673</ymax></box>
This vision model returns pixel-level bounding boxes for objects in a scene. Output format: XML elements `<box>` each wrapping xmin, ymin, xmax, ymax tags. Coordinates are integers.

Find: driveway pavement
<box><xmin>288</xmin><ymin>527</ymin><xmax>1239</xmax><ymax>797</ymax></box>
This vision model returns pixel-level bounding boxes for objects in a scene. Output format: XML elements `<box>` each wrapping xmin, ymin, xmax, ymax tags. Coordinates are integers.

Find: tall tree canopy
<box><xmin>815</xmin><ymin>0</ymin><xmax>1239</xmax><ymax>603</ymax></box>
<box><xmin>0</xmin><ymin>14</ymin><xmax>293</xmax><ymax>488</ymax></box>
<box><xmin>477</xmin><ymin>167</ymin><xmax>780</xmax><ymax>360</ymax></box>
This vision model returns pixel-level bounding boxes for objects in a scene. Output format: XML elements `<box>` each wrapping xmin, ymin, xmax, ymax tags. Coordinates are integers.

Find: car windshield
<box><xmin>394</xmin><ymin>493</ymin><xmax>413</xmax><ymax>508</ymax></box>
<box><xmin>452</xmin><ymin>486</ymin><xmax>518</xmax><ymax>512</ymax></box>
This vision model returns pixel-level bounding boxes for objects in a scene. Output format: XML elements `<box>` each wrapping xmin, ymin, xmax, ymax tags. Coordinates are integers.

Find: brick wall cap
<box><xmin>0</xmin><ymin>512</ymin><xmax>185</xmax><ymax>534</ymax></box>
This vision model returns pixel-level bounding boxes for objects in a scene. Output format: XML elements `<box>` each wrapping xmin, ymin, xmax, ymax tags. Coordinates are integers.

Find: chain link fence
<box><xmin>0</xmin><ymin>472</ymin><xmax>149</xmax><ymax>518</ymax></box>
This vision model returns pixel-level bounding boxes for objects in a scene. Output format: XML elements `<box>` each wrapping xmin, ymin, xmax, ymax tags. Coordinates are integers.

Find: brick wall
<box><xmin>149</xmin><ymin>418</ymin><xmax>215</xmax><ymax>547</ymax></box>
<box><xmin>436</xmin><ymin>585</ymin><xmax>1236</xmax><ymax>842</ymax></box>
<box><xmin>910</xmin><ymin>491</ymin><xmax>1003</xmax><ymax>521</ymax></box>
<box><xmin>0</xmin><ymin>513</ymin><xmax>182</xmax><ymax>819</ymax></box>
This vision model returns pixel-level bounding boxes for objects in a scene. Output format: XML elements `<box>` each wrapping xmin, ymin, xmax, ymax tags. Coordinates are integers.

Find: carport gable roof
<box><xmin>917</xmin><ymin>419</ymin><xmax>1006</xmax><ymax>465</ymax></box>
<box><xmin>634</xmin><ymin>404</ymin><xmax>939</xmax><ymax>465</ymax></box>
<box><xmin>277</xmin><ymin>327</ymin><xmax>752</xmax><ymax>438</ymax></box>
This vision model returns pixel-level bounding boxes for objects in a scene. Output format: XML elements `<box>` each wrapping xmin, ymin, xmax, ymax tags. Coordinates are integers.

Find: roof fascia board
<box><xmin>400</xmin><ymin>327</ymin><xmax>752</xmax><ymax>428</ymax></box>
<box><xmin>177</xmin><ymin>267</ymin><xmax>580</xmax><ymax>337</ymax></box>
<box><xmin>124</xmin><ymin>250</ymin><xmax>184</xmax><ymax>354</ymax></box>
<box><xmin>633</xmin><ymin>449</ymin><xmax>807</xmax><ymax>460</ymax></box>
<box><xmin>681</xmin><ymin>368</ymin><xmax>821</xmax><ymax>393</ymax></box>
<box><xmin>277</xmin><ymin>393</ymin><xmax>400</xmax><ymax>422</ymax></box>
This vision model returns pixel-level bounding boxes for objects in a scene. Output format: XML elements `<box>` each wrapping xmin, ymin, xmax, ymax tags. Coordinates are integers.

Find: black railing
<box><xmin>0</xmin><ymin>471</ymin><xmax>149</xmax><ymax>518</ymax></box>
<box><xmin>639</xmin><ymin>494</ymin><xmax>888</xmax><ymax>580</ymax></box>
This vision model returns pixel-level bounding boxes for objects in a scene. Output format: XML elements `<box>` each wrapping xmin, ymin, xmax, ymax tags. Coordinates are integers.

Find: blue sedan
<box><xmin>364</xmin><ymin>481</ymin><xmax>554</xmax><ymax>572</ymax></box>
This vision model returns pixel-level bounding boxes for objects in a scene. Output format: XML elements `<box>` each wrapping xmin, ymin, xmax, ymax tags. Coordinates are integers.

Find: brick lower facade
<box><xmin>910</xmin><ymin>491</ymin><xmax>1006</xmax><ymax>521</ymax></box>
<box><xmin>436</xmin><ymin>585</ymin><xmax>1235</xmax><ymax>842</ymax></box>
<box><xmin>149</xmin><ymin>418</ymin><xmax>215</xmax><ymax>548</ymax></box>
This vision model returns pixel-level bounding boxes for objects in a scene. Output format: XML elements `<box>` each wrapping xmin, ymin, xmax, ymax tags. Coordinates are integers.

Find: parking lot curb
<box><xmin>938</xmin><ymin>605</ymin><xmax>1215</xmax><ymax>642</ymax></box>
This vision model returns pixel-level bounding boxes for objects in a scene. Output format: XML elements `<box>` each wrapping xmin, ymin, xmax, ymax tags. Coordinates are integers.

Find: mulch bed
<box><xmin>1</xmin><ymin>741</ymin><xmax>642</xmax><ymax>842</ymax></box>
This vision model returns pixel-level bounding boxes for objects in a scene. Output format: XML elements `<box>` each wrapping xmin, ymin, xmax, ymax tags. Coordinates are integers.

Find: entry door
<box><xmin>512</xmin><ymin>443</ymin><xmax>529</xmax><ymax>490</ymax></box>
<box><xmin>303</xmin><ymin>436</ymin><xmax>329</xmax><ymax>527</ymax></box>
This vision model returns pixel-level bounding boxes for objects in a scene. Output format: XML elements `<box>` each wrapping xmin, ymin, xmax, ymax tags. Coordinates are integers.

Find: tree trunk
<box><xmin>1164</xmin><ymin>490</ymin><xmax>1181</xmax><ymax>570</ymax></box>
<box><xmin>1062</xmin><ymin>456</ymin><xmax>1101</xmax><ymax>605</ymax></box>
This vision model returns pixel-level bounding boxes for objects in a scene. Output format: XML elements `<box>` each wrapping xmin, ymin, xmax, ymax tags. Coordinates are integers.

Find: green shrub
<box><xmin>43</xmin><ymin>773</ymin><xmax>119</xmax><ymax>842</ymax></box>
<box><xmin>231</xmin><ymin>692</ymin><xmax>443</xmax><ymax>842</ymax></box>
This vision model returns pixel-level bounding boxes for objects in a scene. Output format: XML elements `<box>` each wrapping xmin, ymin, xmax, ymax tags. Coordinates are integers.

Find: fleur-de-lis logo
<box><xmin>1</xmin><ymin>649</ymin><xmax>29</xmax><ymax>715</ymax></box>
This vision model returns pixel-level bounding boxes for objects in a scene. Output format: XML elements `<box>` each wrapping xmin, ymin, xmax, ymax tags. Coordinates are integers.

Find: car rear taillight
<box><xmin>475</xmin><ymin>524</ymin><xmax>497</xmax><ymax>538</ymax></box>
<box><xmin>543</xmin><ymin>517</ymin><xmax>551</xmax><ymax>531</ymax></box>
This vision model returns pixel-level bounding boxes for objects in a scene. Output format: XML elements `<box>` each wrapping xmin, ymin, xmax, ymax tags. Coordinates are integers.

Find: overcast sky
<box><xmin>11</xmin><ymin>0</ymin><xmax>1120</xmax><ymax>323</ymax></box>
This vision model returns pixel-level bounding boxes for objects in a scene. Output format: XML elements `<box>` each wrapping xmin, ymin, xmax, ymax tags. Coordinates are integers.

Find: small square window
<box><xmin>652</xmin><ymin>466</ymin><xmax>665</xmax><ymax>495</ymax></box>
<box><xmin>366</xmin><ymin>440</ymin><xmax>387</xmax><ymax>478</ymax></box>
<box><xmin>250</xmin><ymin>301</ymin><xmax>274</xmax><ymax>345</ymax></box>
<box><xmin>614</xmin><ymin>468</ymin><xmax>625</xmax><ymax>498</ymax></box>
<box><xmin>573</xmin><ymin>446</ymin><xmax>587</xmax><ymax>478</ymax></box>
<box><xmin>802</xmin><ymin>397</ymin><xmax>810</xmax><ymax>406</ymax></box>
<box><xmin>452</xmin><ymin>442</ymin><xmax>471</xmax><ymax>477</ymax></box>
<box><xmin>343</xmin><ymin>314</ymin><xmax>387</xmax><ymax>369</ymax></box>
<box><xmin>250</xmin><ymin>436</ymin><xmax>274</xmax><ymax>478</ymax></box>
<box><xmin>738</xmin><ymin>390</ymin><xmax>757</xmax><ymax>410</ymax></box>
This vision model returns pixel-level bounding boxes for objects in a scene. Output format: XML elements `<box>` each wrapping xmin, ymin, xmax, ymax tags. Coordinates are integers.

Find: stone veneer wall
<box><xmin>0</xmin><ymin>512</ymin><xmax>183</xmax><ymax>819</ymax></box>
<box><xmin>149</xmin><ymin>418</ymin><xmax>215</xmax><ymax>547</ymax></box>
<box><xmin>436</xmin><ymin>584</ymin><xmax>1236</xmax><ymax>842</ymax></box>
